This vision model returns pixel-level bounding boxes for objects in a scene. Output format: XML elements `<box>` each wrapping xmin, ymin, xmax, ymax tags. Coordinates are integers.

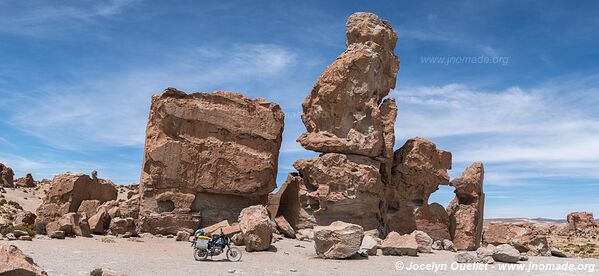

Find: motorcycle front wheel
<box><xmin>226</xmin><ymin>247</ymin><xmax>242</xmax><ymax>262</ymax></box>
<box><xmin>194</xmin><ymin>249</ymin><xmax>209</xmax><ymax>261</ymax></box>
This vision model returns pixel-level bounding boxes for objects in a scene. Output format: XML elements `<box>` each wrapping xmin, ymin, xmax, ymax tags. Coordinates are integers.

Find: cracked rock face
<box><xmin>447</xmin><ymin>162</ymin><xmax>485</xmax><ymax>251</ymax></box>
<box><xmin>139</xmin><ymin>88</ymin><xmax>284</xmax><ymax>234</ymax></box>
<box><xmin>297</xmin><ymin>12</ymin><xmax>399</xmax><ymax>158</ymax></box>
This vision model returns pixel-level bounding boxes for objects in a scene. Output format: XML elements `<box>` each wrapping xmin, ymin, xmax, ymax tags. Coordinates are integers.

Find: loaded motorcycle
<box><xmin>191</xmin><ymin>229</ymin><xmax>242</xmax><ymax>262</ymax></box>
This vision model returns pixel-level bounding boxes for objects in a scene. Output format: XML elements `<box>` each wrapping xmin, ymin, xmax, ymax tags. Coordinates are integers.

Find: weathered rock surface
<box><xmin>0</xmin><ymin>163</ymin><xmax>14</xmax><ymax>188</ymax></box>
<box><xmin>381</xmin><ymin>231</ymin><xmax>418</xmax><ymax>256</ymax></box>
<box><xmin>567</xmin><ymin>212</ymin><xmax>596</xmax><ymax>233</ymax></box>
<box><xmin>411</xmin><ymin>230</ymin><xmax>433</xmax><ymax>253</ymax></box>
<box><xmin>386</xmin><ymin>138</ymin><xmax>452</xmax><ymax>238</ymax></box>
<box><xmin>358</xmin><ymin>235</ymin><xmax>378</xmax><ymax>256</ymax></box>
<box><xmin>483</xmin><ymin>222</ymin><xmax>551</xmax><ymax>255</ymax></box>
<box><xmin>293</xmin><ymin>154</ymin><xmax>385</xmax><ymax>231</ymax></box>
<box><xmin>88</xmin><ymin>209</ymin><xmax>111</xmax><ymax>234</ymax></box>
<box><xmin>298</xmin><ymin>12</ymin><xmax>398</xmax><ymax>159</ymax></box>
<box><xmin>492</xmin><ymin>244</ymin><xmax>521</xmax><ymax>263</ymax></box>
<box><xmin>447</xmin><ymin>162</ymin><xmax>485</xmax><ymax>251</ymax></box>
<box><xmin>176</xmin><ymin>231</ymin><xmax>191</xmax><ymax>241</ymax></box>
<box><xmin>313</xmin><ymin>221</ymin><xmax>364</xmax><ymax>259</ymax></box>
<box><xmin>15</xmin><ymin>173</ymin><xmax>35</xmax><ymax>187</ymax></box>
<box><xmin>268</xmin><ymin>173</ymin><xmax>301</xmax><ymax>228</ymax></box>
<box><xmin>0</xmin><ymin>244</ymin><xmax>47</xmax><ymax>275</ymax></box>
<box><xmin>77</xmin><ymin>200</ymin><xmax>102</xmax><ymax>218</ymax></box>
<box><xmin>109</xmin><ymin>217</ymin><xmax>136</xmax><ymax>236</ymax></box>
<box><xmin>36</xmin><ymin>172</ymin><xmax>117</xmax><ymax>224</ymax></box>
<box><xmin>139</xmin><ymin>88</ymin><xmax>284</xmax><ymax>234</ymax></box>
<box><xmin>14</xmin><ymin>211</ymin><xmax>37</xmax><ymax>227</ymax></box>
<box><xmin>46</xmin><ymin>212</ymin><xmax>91</xmax><ymax>237</ymax></box>
<box><xmin>455</xmin><ymin>252</ymin><xmax>482</xmax><ymax>263</ymax></box>
<box><xmin>275</xmin><ymin>216</ymin><xmax>296</xmax><ymax>239</ymax></box>
<box><xmin>238</xmin><ymin>205</ymin><xmax>273</xmax><ymax>252</ymax></box>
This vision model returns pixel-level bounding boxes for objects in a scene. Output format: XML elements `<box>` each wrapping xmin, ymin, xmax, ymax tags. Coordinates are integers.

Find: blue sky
<box><xmin>1</xmin><ymin>0</ymin><xmax>598</xmax><ymax>219</ymax></box>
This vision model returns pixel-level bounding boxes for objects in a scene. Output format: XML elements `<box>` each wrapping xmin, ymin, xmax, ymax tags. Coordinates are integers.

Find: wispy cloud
<box><xmin>5</xmin><ymin>43</ymin><xmax>298</xmax><ymax>150</ymax></box>
<box><xmin>391</xmin><ymin>77</ymin><xmax>599</xmax><ymax>186</ymax></box>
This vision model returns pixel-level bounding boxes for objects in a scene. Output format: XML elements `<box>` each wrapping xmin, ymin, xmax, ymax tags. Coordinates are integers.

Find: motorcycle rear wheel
<box><xmin>194</xmin><ymin>249</ymin><xmax>209</xmax><ymax>261</ymax></box>
<box><xmin>226</xmin><ymin>247</ymin><xmax>242</xmax><ymax>262</ymax></box>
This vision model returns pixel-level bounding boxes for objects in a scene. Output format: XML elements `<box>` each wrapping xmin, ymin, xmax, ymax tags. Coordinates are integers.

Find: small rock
<box><xmin>6</xmin><ymin>233</ymin><xmax>16</xmax><ymax>240</ymax></box>
<box><xmin>455</xmin><ymin>252</ymin><xmax>482</xmax><ymax>263</ymax></box>
<box><xmin>175</xmin><ymin>231</ymin><xmax>191</xmax><ymax>242</ymax></box>
<box><xmin>49</xmin><ymin>231</ymin><xmax>65</xmax><ymax>239</ymax></box>
<box><xmin>442</xmin><ymin>239</ymin><xmax>456</xmax><ymax>252</ymax></box>
<box><xmin>358</xmin><ymin>235</ymin><xmax>378</xmax><ymax>256</ymax></box>
<box><xmin>493</xmin><ymin>244</ymin><xmax>520</xmax><ymax>263</ymax></box>
<box><xmin>18</xmin><ymin>235</ymin><xmax>32</xmax><ymax>241</ymax></box>
<box><xmin>482</xmin><ymin>256</ymin><xmax>495</xmax><ymax>264</ymax></box>
<box><xmin>432</xmin><ymin>240</ymin><xmax>443</xmax><ymax>250</ymax></box>
<box><xmin>228</xmin><ymin>269</ymin><xmax>235</xmax><ymax>273</ymax></box>
<box><xmin>296</xmin><ymin>229</ymin><xmax>314</xmax><ymax>241</ymax></box>
<box><xmin>519</xmin><ymin>255</ymin><xmax>529</xmax><ymax>261</ymax></box>
<box><xmin>550</xmin><ymin>247</ymin><xmax>568</xmax><ymax>258</ymax></box>
<box><xmin>101</xmin><ymin>236</ymin><xmax>116</xmax><ymax>243</ymax></box>
<box><xmin>294</xmin><ymin>244</ymin><xmax>305</xmax><ymax>248</ymax></box>
<box><xmin>290</xmin><ymin>269</ymin><xmax>298</xmax><ymax>272</ymax></box>
<box><xmin>12</xmin><ymin>230</ymin><xmax>28</xmax><ymax>238</ymax></box>
<box><xmin>476</xmin><ymin>244</ymin><xmax>496</xmax><ymax>258</ymax></box>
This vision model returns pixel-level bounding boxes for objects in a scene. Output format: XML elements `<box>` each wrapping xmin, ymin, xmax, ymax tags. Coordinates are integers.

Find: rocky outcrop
<box><xmin>447</xmin><ymin>162</ymin><xmax>485</xmax><ymax>251</ymax></box>
<box><xmin>35</xmin><ymin>172</ymin><xmax>118</xmax><ymax>224</ymax></box>
<box><xmin>238</xmin><ymin>205</ymin><xmax>273</xmax><ymax>252</ymax></box>
<box><xmin>386</xmin><ymin>137</ymin><xmax>452</xmax><ymax>239</ymax></box>
<box><xmin>0</xmin><ymin>163</ymin><xmax>14</xmax><ymax>188</ymax></box>
<box><xmin>313</xmin><ymin>221</ymin><xmax>364</xmax><ymax>259</ymax></box>
<box><xmin>15</xmin><ymin>173</ymin><xmax>35</xmax><ymax>187</ymax></box>
<box><xmin>567</xmin><ymin>212</ymin><xmax>596</xmax><ymax>233</ymax></box>
<box><xmin>46</xmin><ymin>212</ymin><xmax>91</xmax><ymax>238</ymax></box>
<box><xmin>0</xmin><ymin>244</ymin><xmax>47</xmax><ymax>275</ymax></box>
<box><xmin>139</xmin><ymin>88</ymin><xmax>284</xmax><ymax>234</ymax></box>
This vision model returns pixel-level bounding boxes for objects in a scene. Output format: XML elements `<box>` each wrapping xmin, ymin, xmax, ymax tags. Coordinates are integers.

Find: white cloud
<box><xmin>391</xmin><ymin>79</ymin><xmax>599</xmax><ymax>186</ymax></box>
<box><xmin>6</xmin><ymin>44</ymin><xmax>298</xmax><ymax>150</ymax></box>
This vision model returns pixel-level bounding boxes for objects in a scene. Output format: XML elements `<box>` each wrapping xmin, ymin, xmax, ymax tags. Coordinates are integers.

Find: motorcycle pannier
<box><xmin>195</xmin><ymin>239</ymin><xmax>209</xmax><ymax>250</ymax></box>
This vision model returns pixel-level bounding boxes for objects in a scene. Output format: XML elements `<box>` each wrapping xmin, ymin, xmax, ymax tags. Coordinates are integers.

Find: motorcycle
<box><xmin>191</xmin><ymin>229</ymin><xmax>242</xmax><ymax>262</ymax></box>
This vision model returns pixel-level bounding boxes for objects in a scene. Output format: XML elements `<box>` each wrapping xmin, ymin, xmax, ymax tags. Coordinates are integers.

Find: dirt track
<box><xmin>5</xmin><ymin>237</ymin><xmax>599</xmax><ymax>276</ymax></box>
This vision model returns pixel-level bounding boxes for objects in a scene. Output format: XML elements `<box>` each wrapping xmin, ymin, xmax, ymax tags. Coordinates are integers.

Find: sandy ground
<box><xmin>1</xmin><ymin>187</ymin><xmax>45</xmax><ymax>212</ymax></box>
<box><xmin>4</xmin><ymin>237</ymin><xmax>599</xmax><ymax>276</ymax></box>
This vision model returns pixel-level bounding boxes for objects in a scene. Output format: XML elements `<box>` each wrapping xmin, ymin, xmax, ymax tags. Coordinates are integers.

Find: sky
<box><xmin>1</xmin><ymin>0</ymin><xmax>598</xmax><ymax>219</ymax></box>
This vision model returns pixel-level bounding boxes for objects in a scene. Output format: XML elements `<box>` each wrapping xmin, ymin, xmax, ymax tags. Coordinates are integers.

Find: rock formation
<box><xmin>567</xmin><ymin>212</ymin><xmax>596</xmax><ymax>233</ymax></box>
<box><xmin>447</xmin><ymin>162</ymin><xmax>485</xmax><ymax>251</ymax></box>
<box><xmin>313</xmin><ymin>221</ymin><xmax>364</xmax><ymax>259</ymax></box>
<box><xmin>15</xmin><ymin>173</ymin><xmax>35</xmax><ymax>187</ymax></box>
<box><xmin>289</xmin><ymin>12</ymin><xmax>399</xmax><ymax>232</ymax></box>
<box><xmin>139</xmin><ymin>88</ymin><xmax>284</xmax><ymax>234</ymax></box>
<box><xmin>0</xmin><ymin>163</ymin><xmax>14</xmax><ymax>188</ymax></box>
<box><xmin>238</xmin><ymin>205</ymin><xmax>273</xmax><ymax>252</ymax></box>
<box><xmin>381</xmin><ymin>231</ymin><xmax>418</xmax><ymax>256</ymax></box>
<box><xmin>36</xmin><ymin>172</ymin><xmax>118</xmax><ymax>225</ymax></box>
<box><xmin>483</xmin><ymin>221</ymin><xmax>552</xmax><ymax>255</ymax></box>
<box><xmin>386</xmin><ymin>137</ymin><xmax>452</xmax><ymax>240</ymax></box>
<box><xmin>0</xmin><ymin>244</ymin><xmax>47</xmax><ymax>275</ymax></box>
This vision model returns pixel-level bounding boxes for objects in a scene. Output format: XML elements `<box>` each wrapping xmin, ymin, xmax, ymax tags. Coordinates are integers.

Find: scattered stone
<box><xmin>238</xmin><ymin>205</ymin><xmax>273</xmax><ymax>252</ymax></box>
<box><xmin>432</xmin><ymin>240</ymin><xmax>443</xmax><ymax>250</ymax></box>
<box><xmin>176</xmin><ymin>231</ymin><xmax>191</xmax><ymax>242</ymax></box>
<box><xmin>551</xmin><ymin>247</ymin><xmax>568</xmax><ymax>258</ymax></box>
<box><xmin>296</xmin><ymin>229</ymin><xmax>314</xmax><ymax>241</ymax></box>
<box><xmin>101</xmin><ymin>236</ymin><xmax>116</xmax><ymax>243</ymax></box>
<box><xmin>0</xmin><ymin>244</ymin><xmax>48</xmax><ymax>275</ymax></box>
<box><xmin>519</xmin><ymin>255</ymin><xmax>529</xmax><ymax>261</ymax></box>
<box><xmin>492</xmin><ymin>244</ymin><xmax>521</xmax><ymax>263</ymax></box>
<box><xmin>18</xmin><ymin>235</ymin><xmax>32</xmax><ymax>241</ymax></box>
<box><xmin>447</xmin><ymin>162</ymin><xmax>485</xmax><ymax>251</ymax></box>
<box><xmin>290</xmin><ymin>268</ymin><xmax>298</xmax><ymax>272</ymax></box>
<box><xmin>275</xmin><ymin>216</ymin><xmax>296</xmax><ymax>239</ymax></box>
<box><xmin>381</xmin><ymin>232</ymin><xmax>418</xmax><ymax>256</ymax></box>
<box><xmin>6</xmin><ymin>233</ymin><xmax>16</xmax><ymax>240</ymax></box>
<box><xmin>358</xmin><ymin>235</ymin><xmax>378</xmax><ymax>256</ymax></box>
<box><xmin>455</xmin><ymin>252</ymin><xmax>482</xmax><ymax>263</ymax></box>
<box><xmin>314</xmin><ymin>221</ymin><xmax>364</xmax><ymax>259</ymax></box>
<box><xmin>49</xmin><ymin>231</ymin><xmax>65</xmax><ymax>239</ymax></box>
<box><xmin>476</xmin><ymin>244</ymin><xmax>496</xmax><ymax>258</ymax></box>
<box><xmin>411</xmin><ymin>230</ymin><xmax>433</xmax><ymax>253</ymax></box>
<box><xmin>482</xmin><ymin>256</ymin><xmax>495</xmax><ymax>264</ymax></box>
<box><xmin>13</xmin><ymin>230</ymin><xmax>29</xmax><ymax>238</ymax></box>
<box><xmin>442</xmin><ymin>239</ymin><xmax>456</xmax><ymax>252</ymax></box>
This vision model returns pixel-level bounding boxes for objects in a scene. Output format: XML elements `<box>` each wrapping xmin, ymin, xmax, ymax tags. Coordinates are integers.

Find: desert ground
<box><xmin>4</xmin><ymin>237</ymin><xmax>598</xmax><ymax>276</ymax></box>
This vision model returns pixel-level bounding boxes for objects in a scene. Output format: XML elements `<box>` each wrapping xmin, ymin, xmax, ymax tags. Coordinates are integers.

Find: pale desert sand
<box><xmin>5</xmin><ymin>237</ymin><xmax>599</xmax><ymax>276</ymax></box>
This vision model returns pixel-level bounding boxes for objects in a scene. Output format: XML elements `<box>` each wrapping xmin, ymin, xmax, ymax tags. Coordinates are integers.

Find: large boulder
<box><xmin>297</xmin><ymin>12</ymin><xmax>398</xmax><ymax>159</ymax></box>
<box><xmin>15</xmin><ymin>173</ymin><xmax>35</xmax><ymax>188</ymax></box>
<box><xmin>35</xmin><ymin>172</ymin><xmax>117</xmax><ymax>224</ymax></box>
<box><xmin>381</xmin><ymin>231</ymin><xmax>418</xmax><ymax>256</ymax></box>
<box><xmin>492</xmin><ymin>244</ymin><xmax>521</xmax><ymax>263</ymax></box>
<box><xmin>411</xmin><ymin>230</ymin><xmax>433</xmax><ymax>253</ymax></box>
<box><xmin>14</xmin><ymin>211</ymin><xmax>37</xmax><ymax>227</ymax></box>
<box><xmin>0</xmin><ymin>163</ymin><xmax>14</xmax><ymax>188</ymax></box>
<box><xmin>77</xmin><ymin>200</ymin><xmax>102</xmax><ymax>218</ymax></box>
<box><xmin>313</xmin><ymin>221</ymin><xmax>364</xmax><ymax>259</ymax></box>
<box><xmin>109</xmin><ymin>217</ymin><xmax>136</xmax><ymax>236</ymax></box>
<box><xmin>293</xmin><ymin>153</ymin><xmax>385</xmax><ymax>230</ymax></box>
<box><xmin>88</xmin><ymin>209</ymin><xmax>111</xmax><ymax>234</ymax></box>
<box><xmin>139</xmin><ymin>88</ymin><xmax>284</xmax><ymax>234</ymax></box>
<box><xmin>0</xmin><ymin>244</ymin><xmax>47</xmax><ymax>275</ymax></box>
<box><xmin>386</xmin><ymin>138</ymin><xmax>452</xmax><ymax>238</ymax></box>
<box><xmin>238</xmin><ymin>205</ymin><xmax>273</xmax><ymax>252</ymax></box>
<box><xmin>274</xmin><ymin>216</ymin><xmax>296</xmax><ymax>239</ymax></box>
<box><xmin>447</xmin><ymin>162</ymin><xmax>485</xmax><ymax>251</ymax></box>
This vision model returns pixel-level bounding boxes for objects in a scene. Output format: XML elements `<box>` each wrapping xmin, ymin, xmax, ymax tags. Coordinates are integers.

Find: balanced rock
<box><xmin>447</xmin><ymin>162</ymin><xmax>485</xmax><ymax>251</ymax></box>
<box><xmin>238</xmin><ymin>205</ymin><xmax>273</xmax><ymax>252</ymax></box>
<box><xmin>314</xmin><ymin>221</ymin><xmax>364</xmax><ymax>259</ymax></box>
<box><xmin>36</xmin><ymin>172</ymin><xmax>117</xmax><ymax>224</ymax></box>
<box><xmin>386</xmin><ymin>138</ymin><xmax>452</xmax><ymax>240</ymax></box>
<box><xmin>381</xmin><ymin>231</ymin><xmax>418</xmax><ymax>256</ymax></box>
<box><xmin>297</xmin><ymin>12</ymin><xmax>399</xmax><ymax>159</ymax></box>
<box><xmin>0</xmin><ymin>163</ymin><xmax>14</xmax><ymax>188</ymax></box>
<box><xmin>139</xmin><ymin>88</ymin><xmax>284</xmax><ymax>234</ymax></box>
<box><xmin>0</xmin><ymin>244</ymin><xmax>47</xmax><ymax>275</ymax></box>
